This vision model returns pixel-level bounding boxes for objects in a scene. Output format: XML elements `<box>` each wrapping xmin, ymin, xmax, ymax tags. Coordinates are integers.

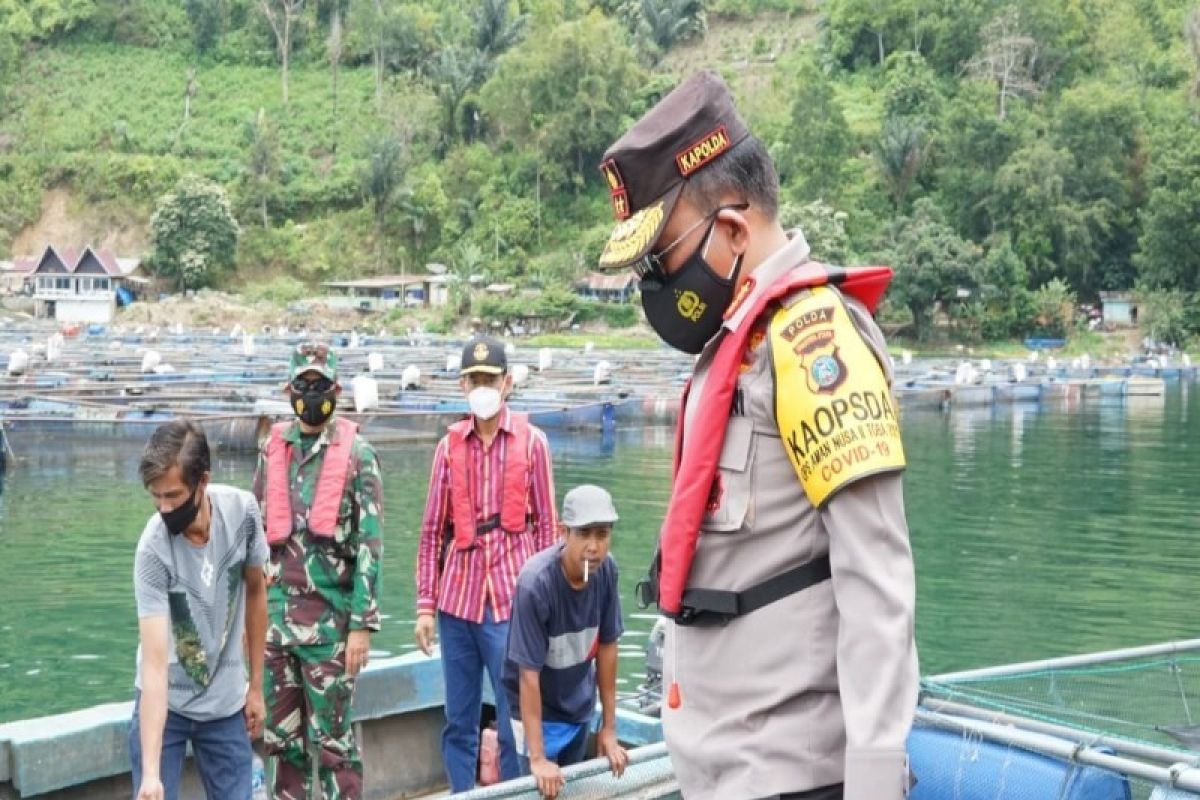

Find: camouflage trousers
<box><xmin>265</xmin><ymin>640</ymin><xmax>363</xmax><ymax>800</ymax></box>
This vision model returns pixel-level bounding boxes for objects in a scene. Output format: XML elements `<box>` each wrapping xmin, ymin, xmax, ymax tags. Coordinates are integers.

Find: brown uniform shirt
<box><xmin>662</xmin><ymin>232</ymin><xmax>919</xmax><ymax>800</ymax></box>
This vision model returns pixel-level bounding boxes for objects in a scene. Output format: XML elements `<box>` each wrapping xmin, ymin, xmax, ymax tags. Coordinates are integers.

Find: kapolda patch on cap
<box><xmin>600</xmin><ymin>159</ymin><xmax>631</xmax><ymax>221</ymax></box>
<box><xmin>675</xmin><ymin>125</ymin><xmax>732</xmax><ymax>177</ymax></box>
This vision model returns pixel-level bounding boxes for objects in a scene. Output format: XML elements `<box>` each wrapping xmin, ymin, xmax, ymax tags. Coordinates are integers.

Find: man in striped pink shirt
<box><xmin>415</xmin><ymin>335</ymin><xmax>558</xmax><ymax>793</ymax></box>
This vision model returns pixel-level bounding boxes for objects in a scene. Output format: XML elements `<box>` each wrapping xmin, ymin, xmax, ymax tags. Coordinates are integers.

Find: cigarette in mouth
<box><xmin>584</xmin><ymin>560</ymin><xmax>589</xmax><ymax>583</ymax></box>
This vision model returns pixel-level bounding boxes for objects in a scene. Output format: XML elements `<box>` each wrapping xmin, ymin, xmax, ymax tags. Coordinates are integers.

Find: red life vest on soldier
<box><xmin>658</xmin><ymin>262</ymin><xmax>894</xmax><ymax>615</ymax></box>
<box><xmin>264</xmin><ymin>417</ymin><xmax>358</xmax><ymax>546</ymax></box>
<box><xmin>447</xmin><ymin>411</ymin><xmax>532</xmax><ymax>550</ymax></box>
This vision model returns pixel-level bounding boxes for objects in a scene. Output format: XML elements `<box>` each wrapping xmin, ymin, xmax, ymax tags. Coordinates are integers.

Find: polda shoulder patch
<box><xmin>770</xmin><ymin>285</ymin><xmax>906</xmax><ymax>507</ymax></box>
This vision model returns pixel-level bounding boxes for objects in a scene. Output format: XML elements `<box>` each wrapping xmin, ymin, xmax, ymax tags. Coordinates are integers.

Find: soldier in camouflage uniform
<box><xmin>253</xmin><ymin>343</ymin><xmax>384</xmax><ymax>800</ymax></box>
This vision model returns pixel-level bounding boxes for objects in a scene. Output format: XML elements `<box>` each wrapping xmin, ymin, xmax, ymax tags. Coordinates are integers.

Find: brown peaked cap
<box><xmin>597</xmin><ymin>71</ymin><xmax>750</xmax><ymax>270</ymax></box>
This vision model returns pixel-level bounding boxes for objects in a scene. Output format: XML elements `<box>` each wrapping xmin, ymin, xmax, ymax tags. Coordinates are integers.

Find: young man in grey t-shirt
<box><xmin>131</xmin><ymin>420</ymin><xmax>268</xmax><ymax>800</ymax></box>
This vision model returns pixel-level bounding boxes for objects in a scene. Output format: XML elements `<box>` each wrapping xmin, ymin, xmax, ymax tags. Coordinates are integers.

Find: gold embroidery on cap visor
<box><xmin>599</xmin><ymin>200</ymin><xmax>666</xmax><ymax>269</ymax></box>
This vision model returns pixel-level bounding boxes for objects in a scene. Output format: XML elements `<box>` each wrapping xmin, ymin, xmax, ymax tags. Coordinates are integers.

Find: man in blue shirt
<box><xmin>502</xmin><ymin>484</ymin><xmax>629</xmax><ymax>799</ymax></box>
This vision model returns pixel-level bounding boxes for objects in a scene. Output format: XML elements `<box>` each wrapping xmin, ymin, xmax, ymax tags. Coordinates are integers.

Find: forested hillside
<box><xmin>0</xmin><ymin>0</ymin><xmax>1198</xmax><ymax>344</ymax></box>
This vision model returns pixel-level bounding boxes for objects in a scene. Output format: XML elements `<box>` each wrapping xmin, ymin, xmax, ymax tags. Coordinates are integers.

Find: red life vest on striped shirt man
<box><xmin>446</xmin><ymin>411</ymin><xmax>533</xmax><ymax>551</ymax></box>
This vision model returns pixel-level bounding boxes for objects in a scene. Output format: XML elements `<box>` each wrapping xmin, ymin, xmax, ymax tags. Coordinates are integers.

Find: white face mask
<box><xmin>467</xmin><ymin>386</ymin><xmax>502</xmax><ymax>420</ymax></box>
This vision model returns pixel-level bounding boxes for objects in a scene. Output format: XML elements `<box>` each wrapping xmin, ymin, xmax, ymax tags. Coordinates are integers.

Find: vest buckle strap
<box><xmin>674</xmin><ymin>554</ymin><xmax>832</xmax><ymax>627</ymax></box>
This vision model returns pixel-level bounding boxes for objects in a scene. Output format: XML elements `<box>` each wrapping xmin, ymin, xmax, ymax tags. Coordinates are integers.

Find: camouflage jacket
<box><xmin>252</xmin><ymin>417</ymin><xmax>384</xmax><ymax>646</ymax></box>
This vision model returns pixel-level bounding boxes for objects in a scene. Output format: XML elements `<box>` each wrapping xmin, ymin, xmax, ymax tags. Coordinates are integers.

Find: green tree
<box><xmin>1138</xmin><ymin>289</ymin><xmax>1194</xmax><ymax>346</ymax></box>
<box><xmin>1050</xmin><ymin>81</ymin><xmax>1144</xmax><ymax>295</ymax></box>
<box><xmin>882</xmin><ymin>50</ymin><xmax>942</xmax><ymax>122</ymax></box>
<box><xmin>478</xmin><ymin>13</ymin><xmax>644</xmax><ymax>192</ymax></box>
<box><xmin>635</xmin><ymin>0</ymin><xmax>704</xmax><ymax>61</ymax></box>
<box><xmin>873</xmin><ymin>115</ymin><xmax>929</xmax><ymax>210</ymax></box>
<box><xmin>1135</xmin><ymin>124</ymin><xmax>1200</xmax><ymax>292</ymax></box>
<box><xmin>772</xmin><ymin>53</ymin><xmax>850</xmax><ymax>203</ymax></box>
<box><xmin>1029</xmin><ymin>277</ymin><xmax>1075</xmax><ymax>337</ymax></box>
<box><xmin>185</xmin><ymin>0</ymin><xmax>222</xmax><ymax>52</ymax></box>
<box><xmin>780</xmin><ymin>200</ymin><xmax>852</xmax><ymax>265</ymax></box>
<box><xmin>988</xmin><ymin>139</ymin><xmax>1090</xmax><ymax>289</ymax></box>
<box><xmin>472</xmin><ymin>0</ymin><xmax>527</xmax><ymax>61</ymax></box>
<box><xmin>975</xmin><ymin>237</ymin><xmax>1034</xmax><ymax>338</ymax></box>
<box><xmin>241</xmin><ymin>108</ymin><xmax>280</xmax><ymax>228</ymax></box>
<box><xmin>933</xmin><ymin>83</ymin><xmax>1026</xmax><ymax>240</ymax></box>
<box><xmin>359</xmin><ymin>131</ymin><xmax>407</xmax><ymax>271</ymax></box>
<box><xmin>877</xmin><ymin>198</ymin><xmax>982</xmax><ymax>339</ymax></box>
<box><xmin>150</xmin><ymin>175</ymin><xmax>240</xmax><ymax>291</ymax></box>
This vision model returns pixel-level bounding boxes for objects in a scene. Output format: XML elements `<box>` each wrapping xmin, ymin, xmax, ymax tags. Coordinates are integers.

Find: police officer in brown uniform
<box><xmin>596</xmin><ymin>71</ymin><xmax>918</xmax><ymax>800</ymax></box>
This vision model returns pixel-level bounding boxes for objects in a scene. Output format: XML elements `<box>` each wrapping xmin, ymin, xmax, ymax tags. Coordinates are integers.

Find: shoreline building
<box><xmin>24</xmin><ymin>244</ymin><xmax>146</xmax><ymax>324</ymax></box>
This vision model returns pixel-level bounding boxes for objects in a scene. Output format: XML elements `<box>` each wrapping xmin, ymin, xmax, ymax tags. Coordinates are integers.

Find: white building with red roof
<box><xmin>24</xmin><ymin>244</ymin><xmax>145</xmax><ymax>323</ymax></box>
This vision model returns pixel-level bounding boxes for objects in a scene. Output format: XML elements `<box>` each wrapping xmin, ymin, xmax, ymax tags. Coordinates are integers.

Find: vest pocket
<box><xmin>701</xmin><ymin>416</ymin><xmax>756</xmax><ymax>533</ymax></box>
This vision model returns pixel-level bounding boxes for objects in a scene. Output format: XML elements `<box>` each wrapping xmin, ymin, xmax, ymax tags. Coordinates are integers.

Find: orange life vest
<box><xmin>657</xmin><ymin>262</ymin><xmax>894</xmax><ymax>616</ymax></box>
<box><xmin>264</xmin><ymin>417</ymin><xmax>358</xmax><ymax>546</ymax></box>
<box><xmin>447</xmin><ymin>411</ymin><xmax>532</xmax><ymax>550</ymax></box>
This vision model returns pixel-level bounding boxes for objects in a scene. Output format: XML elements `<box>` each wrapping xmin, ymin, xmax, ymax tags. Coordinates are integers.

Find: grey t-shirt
<box><xmin>134</xmin><ymin>484</ymin><xmax>269</xmax><ymax>721</ymax></box>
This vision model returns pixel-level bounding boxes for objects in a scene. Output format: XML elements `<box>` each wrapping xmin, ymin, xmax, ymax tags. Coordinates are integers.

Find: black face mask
<box><xmin>161</xmin><ymin>487</ymin><xmax>201</xmax><ymax>536</ymax></box>
<box><xmin>640</xmin><ymin>227</ymin><xmax>743</xmax><ymax>355</ymax></box>
<box><xmin>290</xmin><ymin>386</ymin><xmax>337</xmax><ymax>426</ymax></box>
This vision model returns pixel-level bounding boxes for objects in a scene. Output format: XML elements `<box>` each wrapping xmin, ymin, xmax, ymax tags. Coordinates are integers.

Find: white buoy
<box><xmin>584</xmin><ymin>341</ymin><xmax>594</xmax><ymax>354</ymax></box>
<box><xmin>505</xmin><ymin>342</ymin><xmax>516</xmax><ymax>357</ymax></box>
<box><xmin>979</xmin><ymin>359</ymin><xmax>993</xmax><ymax>372</ymax></box>
<box><xmin>1080</xmin><ymin>353</ymin><xmax>1091</xmax><ymax>370</ymax></box>
<box><xmin>1028</xmin><ymin>350</ymin><xmax>1039</xmax><ymax>362</ymax></box>
<box><xmin>367</xmin><ymin>352</ymin><xmax>384</xmax><ymax>373</ymax></box>
<box><xmin>901</xmin><ymin>349</ymin><xmax>912</xmax><ymax>366</ymax></box>
<box><xmin>153</xmin><ymin>363</ymin><xmax>175</xmax><ymax>374</ymax></box>
<box><xmin>401</xmin><ymin>365</ymin><xmax>421</xmax><ymax>390</ymax></box>
<box><xmin>1184</xmin><ymin>354</ymin><xmax>1192</xmax><ymax>367</ymax></box>
<box><xmin>593</xmin><ymin>360</ymin><xmax>612</xmax><ymax>386</ymax></box>
<box><xmin>141</xmin><ymin>350</ymin><xmax>162</xmax><ymax>373</ymax></box>
<box><xmin>538</xmin><ymin>348</ymin><xmax>552</xmax><ymax>372</ymax></box>
<box><xmin>230</xmin><ymin>324</ymin><xmax>243</xmax><ymax>338</ymax></box>
<box><xmin>1070</xmin><ymin>357</ymin><xmax>1081</xmax><ymax>370</ymax></box>
<box><xmin>212</xmin><ymin>326</ymin><xmax>221</xmax><ymax>337</ymax></box>
<box><xmin>351</xmin><ymin>375</ymin><xmax>379</xmax><ymax>413</ymax></box>
<box><xmin>446</xmin><ymin>353</ymin><xmax>462</xmax><ymax>373</ymax></box>
<box><xmin>1046</xmin><ymin>356</ymin><xmax>1058</xmax><ymax>371</ymax></box>
<box><xmin>350</xmin><ymin>331</ymin><xmax>361</xmax><ymax>349</ymax></box>
<box><xmin>46</xmin><ymin>333</ymin><xmax>63</xmax><ymax>363</ymax></box>
<box><xmin>174</xmin><ymin>323</ymin><xmax>184</xmax><ymax>335</ymax></box>
<box><xmin>109</xmin><ymin>340</ymin><xmax>122</xmax><ymax>350</ymax></box>
<box><xmin>1160</xmin><ymin>353</ymin><xmax>1170</xmax><ymax>369</ymax></box>
<box><xmin>512</xmin><ymin>364</ymin><xmax>530</xmax><ymax>386</ymax></box>
<box><xmin>954</xmin><ymin>361</ymin><xmax>976</xmax><ymax>385</ymax></box>
<box><xmin>7</xmin><ymin>349</ymin><xmax>29</xmax><ymax>375</ymax></box>
<box><xmin>1012</xmin><ymin>362</ymin><xmax>1028</xmax><ymax>383</ymax></box>
<box><xmin>242</xmin><ymin>333</ymin><xmax>256</xmax><ymax>357</ymax></box>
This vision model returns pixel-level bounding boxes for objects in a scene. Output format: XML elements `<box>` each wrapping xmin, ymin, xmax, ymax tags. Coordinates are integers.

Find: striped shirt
<box><xmin>416</xmin><ymin>408</ymin><xmax>558</xmax><ymax>623</ymax></box>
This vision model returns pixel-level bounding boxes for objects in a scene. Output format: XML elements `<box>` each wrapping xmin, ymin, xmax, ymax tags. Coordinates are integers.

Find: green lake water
<box><xmin>1</xmin><ymin>384</ymin><xmax>1197</xmax><ymax>724</ymax></box>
